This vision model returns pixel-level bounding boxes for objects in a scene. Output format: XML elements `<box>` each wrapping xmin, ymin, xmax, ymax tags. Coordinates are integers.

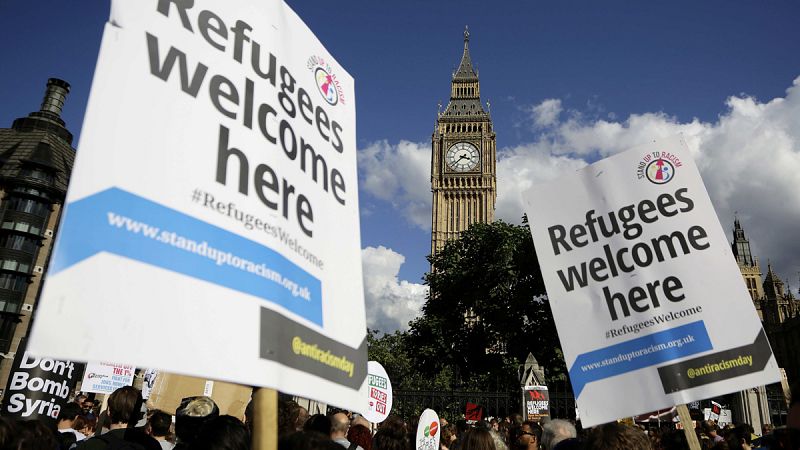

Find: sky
<box><xmin>2</xmin><ymin>1</ymin><xmax>800</xmax><ymax>334</ymax></box>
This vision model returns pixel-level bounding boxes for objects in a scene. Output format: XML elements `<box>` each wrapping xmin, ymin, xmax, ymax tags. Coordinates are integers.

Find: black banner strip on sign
<box><xmin>259</xmin><ymin>307</ymin><xmax>367</xmax><ymax>390</ymax></box>
<box><xmin>657</xmin><ymin>328</ymin><xmax>772</xmax><ymax>394</ymax></box>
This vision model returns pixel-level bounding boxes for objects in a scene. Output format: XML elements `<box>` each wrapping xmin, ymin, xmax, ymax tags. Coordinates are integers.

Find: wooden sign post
<box><xmin>253</xmin><ymin>388</ymin><xmax>278</xmax><ymax>450</ymax></box>
<box><xmin>676</xmin><ymin>404</ymin><xmax>701</xmax><ymax>450</ymax></box>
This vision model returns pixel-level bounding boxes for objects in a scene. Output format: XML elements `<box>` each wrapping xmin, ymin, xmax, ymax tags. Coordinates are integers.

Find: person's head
<box><xmin>149</xmin><ymin>410</ymin><xmax>173</xmax><ymax>438</ymax></box>
<box><xmin>278</xmin><ymin>431</ymin><xmax>343</xmax><ymax>450</ymax></box>
<box><xmin>540</xmin><ymin>419</ymin><xmax>576</xmax><ymax>450</ymax></box>
<box><xmin>702</xmin><ymin>420</ymin><xmax>719</xmax><ymax>437</ymax></box>
<box><xmin>75</xmin><ymin>394</ymin><xmax>88</xmax><ymax>405</ymax></box>
<box><xmin>372</xmin><ymin>420</ymin><xmax>409</xmax><ymax>450</ymax></box>
<box><xmin>761</xmin><ymin>423</ymin><xmax>773</xmax><ymax>435</ymax></box>
<box><xmin>57</xmin><ymin>402</ymin><xmax>83</xmax><ymax>427</ymax></box>
<box><xmin>303</xmin><ymin>414</ymin><xmax>331</xmax><ymax>436</ymax></box>
<box><xmin>517</xmin><ymin>421</ymin><xmax>542</xmax><ymax>450</ymax></box>
<box><xmin>296</xmin><ymin>406</ymin><xmax>309</xmax><ymax>431</ymax></box>
<box><xmin>16</xmin><ymin>420</ymin><xmax>58</xmax><ymax>450</ymax></box>
<box><xmin>175</xmin><ymin>396</ymin><xmax>220</xmax><ymax>445</ymax></box>
<box><xmin>192</xmin><ymin>415</ymin><xmax>250</xmax><ymax>450</ymax></box>
<box><xmin>584</xmin><ymin>423</ymin><xmax>651</xmax><ymax>450</ymax></box>
<box><xmin>459</xmin><ymin>428</ymin><xmax>495</xmax><ymax>450</ymax></box>
<box><xmin>330</xmin><ymin>412</ymin><xmax>350</xmax><ymax>438</ymax></box>
<box><xmin>108</xmin><ymin>386</ymin><xmax>143</xmax><ymax>426</ymax></box>
<box><xmin>725</xmin><ymin>423</ymin><xmax>753</xmax><ymax>450</ymax></box>
<box><xmin>278</xmin><ymin>399</ymin><xmax>301</xmax><ymax>437</ymax></box>
<box><xmin>73</xmin><ymin>415</ymin><xmax>96</xmax><ymax>437</ymax></box>
<box><xmin>347</xmin><ymin>424</ymin><xmax>373</xmax><ymax>450</ymax></box>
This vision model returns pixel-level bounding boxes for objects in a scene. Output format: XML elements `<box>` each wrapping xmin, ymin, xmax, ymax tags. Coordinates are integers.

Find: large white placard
<box><xmin>29</xmin><ymin>0</ymin><xmax>367</xmax><ymax>411</ymax></box>
<box><xmin>80</xmin><ymin>362</ymin><xmax>135</xmax><ymax>395</ymax></box>
<box><xmin>523</xmin><ymin>136</ymin><xmax>780</xmax><ymax>427</ymax></box>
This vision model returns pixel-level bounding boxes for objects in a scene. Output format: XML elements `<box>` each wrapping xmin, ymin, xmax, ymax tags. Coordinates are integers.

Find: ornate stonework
<box><xmin>430</xmin><ymin>28</ymin><xmax>496</xmax><ymax>255</ymax></box>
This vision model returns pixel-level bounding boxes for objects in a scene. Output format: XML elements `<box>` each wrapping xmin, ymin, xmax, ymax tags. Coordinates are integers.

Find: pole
<box><xmin>676</xmin><ymin>404</ymin><xmax>701</xmax><ymax>450</ymax></box>
<box><xmin>252</xmin><ymin>388</ymin><xmax>278</xmax><ymax>450</ymax></box>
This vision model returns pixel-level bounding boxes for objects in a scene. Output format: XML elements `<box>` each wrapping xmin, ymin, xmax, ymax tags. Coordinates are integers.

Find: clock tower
<box><xmin>431</xmin><ymin>28</ymin><xmax>497</xmax><ymax>255</ymax></box>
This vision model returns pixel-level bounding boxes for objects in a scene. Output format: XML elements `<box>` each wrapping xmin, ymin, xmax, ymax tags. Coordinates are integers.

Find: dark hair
<box><xmin>149</xmin><ymin>410</ymin><xmax>173</xmax><ymax>437</ymax></box>
<box><xmin>584</xmin><ymin>423</ymin><xmax>651</xmax><ymax>450</ymax></box>
<box><xmin>0</xmin><ymin>416</ymin><xmax>19</xmax><ymax>449</ymax></box>
<box><xmin>302</xmin><ymin>414</ymin><xmax>331</xmax><ymax>436</ymax></box>
<box><xmin>73</xmin><ymin>415</ymin><xmax>96</xmax><ymax>434</ymax></box>
<box><xmin>278</xmin><ymin>431</ymin><xmax>342</xmax><ymax>450</ymax></box>
<box><xmin>278</xmin><ymin>399</ymin><xmax>301</xmax><ymax>437</ymax></box>
<box><xmin>347</xmin><ymin>424</ymin><xmax>373</xmax><ymax>450</ymax></box>
<box><xmin>521</xmin><ymin>421</ymin><xmax>543</xmax><ymax>443</ymax></box>
<box><xmin>108</xmin><ymin>386</ymin><xmax>143</xmax><ymax>425</ymax></box>
<box><xmin>372</xmin><ymin>421</ymin><xmax>409</xmax><ymax>450</ymax></box>
<box><xmin>16</xmin><ymin>420</ymin><xmax>58</xmax><ymax>450</ymax></box>
<box><xmin>58</xmin><ymin>402</ymin><xmax>83</xmax><ymax>422</ymax></box>
<box><xmin>460</xmin><ymin>428</ymin><xmax>495</xmax><ymax>450</ymax></box>
<box><xmin>192</xmin><ymin>415</ymin><xmax>250</xmax><ymax>450</ymax></box>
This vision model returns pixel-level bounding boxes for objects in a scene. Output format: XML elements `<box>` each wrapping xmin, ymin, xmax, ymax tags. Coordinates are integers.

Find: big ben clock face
<box><xmin>446</xmin><ymin>142</ymin><xmax>480</xmax><ymax>172</ymax></box>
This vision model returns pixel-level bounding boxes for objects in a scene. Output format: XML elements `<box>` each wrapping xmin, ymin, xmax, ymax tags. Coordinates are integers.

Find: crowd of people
<box><xmin>0</xmin><ymin>385</ymin><xmax>798</xmax><ymax>450</ymax></box>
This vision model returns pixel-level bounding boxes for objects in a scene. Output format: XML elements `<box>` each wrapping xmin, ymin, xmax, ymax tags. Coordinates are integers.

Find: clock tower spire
<box><xmin>430</xmin><ymin>28</ymin><xmax>497</xmax><ymax>255</ymax></box>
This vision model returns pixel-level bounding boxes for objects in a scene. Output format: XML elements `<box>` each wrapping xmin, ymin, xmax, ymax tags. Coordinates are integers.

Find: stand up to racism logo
<box><xmin>307</xmin><ymin>55</ymin><xmax>346</xmax><ymax>106</ymax></box>
<box><xmin>637</xmin><ymin>150</ymin><xmax>683</xmax><ymax>184</ymax></box>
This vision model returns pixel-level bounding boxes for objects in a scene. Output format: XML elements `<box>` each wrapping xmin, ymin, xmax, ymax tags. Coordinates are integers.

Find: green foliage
<box><xmin>406</xmin><ymin>220</ymin><xmax>566</xmax><ymax>391</ymax></box>
<box><xmin>367</xmin><ymin>329</ymin><xmax>456</xmax><ymax>390</ymax></box>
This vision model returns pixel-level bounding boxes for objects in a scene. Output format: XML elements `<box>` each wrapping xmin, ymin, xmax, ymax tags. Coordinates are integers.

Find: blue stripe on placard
<box><xmin>568</xmin><ymin>320</ymin><xmax>711</xmax><ymax>398</ymax></box>
<box><xmin>50</xmin><ymin>188</ymin><xmax>322</xmax><ymax>325</ymax></box>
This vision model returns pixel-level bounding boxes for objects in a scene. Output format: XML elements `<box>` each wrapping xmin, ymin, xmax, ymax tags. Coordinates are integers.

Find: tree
<box><xmin>406</xmin><ymin>220</ymin><xmax>566</xmax><ymax>391</ymax></box>
<box><xmin>367</xmin><ymin>328</ymin><xmax>456</xmax><ymax>391</ymax></box>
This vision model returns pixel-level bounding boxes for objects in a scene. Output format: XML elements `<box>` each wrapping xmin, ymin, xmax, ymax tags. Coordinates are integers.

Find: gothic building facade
<box><xmin>430</xmin><ymin>28</ymin><xmax>497</xmax><ymax>255</ymax></box>
<box><xmin>731</xmin><ymin>218</ymin><xmax>800</xmax><ymax>385</ymax></box>
<box><xmin>0</xmin><ymin>79</ymin><xmax>75</xmax><ymax>392</ymax></box>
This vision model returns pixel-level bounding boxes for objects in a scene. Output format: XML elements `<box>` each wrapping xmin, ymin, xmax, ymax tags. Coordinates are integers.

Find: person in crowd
<box><xmin>459</xmin><ymin>428</ymin><xmax>495</xmax><ymax>450</ymax></box>
<box><xmin>303</xmin><ymin>414</ymin><xmax>332</xmax><ymax>436</ymax></box>
<box><xmin>147</xmin><ymin>410</ymin><xmax>175</xmax><ymax>450</ymax></box>
<box><xmin>295</xmin><ymin>407</ymin><xmax>310</xmax><ymax>432</ymax></box>
<box><xmin>351</xmin><ymin>414</ymin><xmax>372</xmax><ymax>431</ymax></box>
<box><xmin>659</xmin><ymin>428</ymin><xmax>688</xmax><ymax>450</ymax></box>
<box><xmin>519</xmin><ymin>421</ymin><xmax>542</xmax><ymax>450</ymax></box>
<box><xmin>724</xmin><ymin>423</ymin><xmax>753</xmax><ymax>450</ymax></box>
<box><xmin>372</xmin><ymin>416</ymin><xmax>408</xmax><ymax>450</ymax></box>
<box><xmin>0</xmin><ymin>417</ymin><xmax>18</xmax><ymax>449</ymax></box>
<box><xmin>278</xmin><ymin>431</ymin><xmax>342</xmax><ymax>450</ymax></box>
<box><xmin>490</xmin><ymin>419</ymin><xmax>499</xmax><ymax>432</ymax></box>
<box><xmin>58</xmin><ymin>402</ymin><xmax>88</xmax><ymax>441</ymax></box>
<box><xmin>17</xmin><ymin>420</ymin><xmax>59</xmax><ymax>450</ymax></box>
<box><xmin>703</xmin><ymin>420</ymin><xmax>725</xmax><ymax>445</ymax></box>
<box><xmin>278</xmin><ymin>399</ymin><xmax>301</xmax><ymax>437</ymax></box>
<box><xmin>191</xmin><ymin>415</ymin><xmax>249</xmax><ymax>450</ymax></box>
<box><xmin>583</xmin><ymin>422</ymin><xmax>651</xmax><ymax>450</ymax></box>
<box><xmin>75</xmin><ymin>416</ymin><xmax>98</xmax><ymax>440</ymax></box>
<box><xmin>540</xmin><ymin>419</ymin><xmax>576</xmax><ymax>450</ymax></box>
<box><xmin>441</xmin><ymin>424</ymin><xmax>457</xmax><ymax>450</ymax></box>
<box><xmin>78</xmin><ymin>386</ymin><xmax>160</xmax><ymax>450</ymax></box>
<box><xmin>346</xmin><ymin>424</ymin><xmax>372</xmax><ymax>450</ymax></box>
<box><xmin>330</xmin><ymin>412</ymin><xmax>362</xmax><ymax>450</ymax></box>
<box><xmin>173</xmin><ymin>396</ymin><xmax>219</xmax><ymax>450</ymax></box>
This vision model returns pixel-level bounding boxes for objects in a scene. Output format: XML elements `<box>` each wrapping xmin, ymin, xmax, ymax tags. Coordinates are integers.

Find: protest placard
<box><xmin>363</xmin><ymin>361</ymin><xmax>392</xmax><ymax>423</ymax></box>
<box><xmin>415</xmin><ymin>409</ymin><xmax>441</xmax><ymax>450</ymax></box>
<box><xmin>523</xmin><ymin>136</ymin><xmax>780</xmax><ymax>426</ymax></box>
<box><xmin>28</xmin><ymin>0</ymin><xmax>366</xmax><ymax>411</ymax></box>
<box><xmin>523</xmin><ymin>385</ymin><xmax>550</xmax><ymax>422</ymax></box>
<box><xmin>0</xmin><ymin>339</ymin><xmax>81</xmax><ymax>427</ymax></box>
<box><xmin>80</xmin><ymin>362</ymin><xmax>135</xmax><ymax>395</ymax></box>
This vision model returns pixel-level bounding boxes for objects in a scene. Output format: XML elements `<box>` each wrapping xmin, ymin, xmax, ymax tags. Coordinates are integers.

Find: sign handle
<box><xmin>676</xmin><ymin>404</ymin><xmax>701</xmax><ymax>450</ymax></box>
<box><xmin>252</xmin><ymin>388</ymin><xmax>278</xmax><ymax>450</ymax></box>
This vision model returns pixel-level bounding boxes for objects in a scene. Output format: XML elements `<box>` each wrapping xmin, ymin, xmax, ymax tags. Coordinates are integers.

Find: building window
<box><xmin>0</xmin><ymin>259</ymin><xmax>30</xmax><ymax>273</ymax></box>
<box><xmin>19</xmin><ymin>167</ymin><xmax>55</xmax><ymax>185</ymax></box>
<box><xmin>0</xmin><ymin>273</ymin><xmax>28</xmax><ymax>292</ymax></box>
<box><xmin>4</xmin><ymin>196</ymin><xmax>50</xmax><ymax>217</ymax></box>
<box><xmin>1</xmin><ymin>221</ymin><xmax>41</xmax><ymax>235</ymax></box>
<box><xmin>0</xmin><ymin>234</ymin><xmax>39</xmax><ymax>254</ymax></box>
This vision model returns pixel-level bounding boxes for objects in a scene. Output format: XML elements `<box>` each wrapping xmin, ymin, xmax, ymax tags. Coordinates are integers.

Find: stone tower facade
<box><xmin>0</xmin><ymin>79</ymin><xmax>75</xmax><ymax>392</ymax></box>
<box><xmin>731</xmin><ymin>217</ymin><xmax>764</xmax><ymax>316</ymax></box>
<box><xmin>430</xmin><ymin>28</ymin><xmax>496</xmax><ymax>255</ymax></box>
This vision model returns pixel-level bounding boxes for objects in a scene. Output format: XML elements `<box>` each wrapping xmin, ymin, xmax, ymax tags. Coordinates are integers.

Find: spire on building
<box><xmin>731</xmin><ymin>216</ymin><xmax>755</xmax><ymax>267</ymax></box>
<box><xmin>454</xmin><ymin>26</ymin><xmax>478</xmax><ymax>81</ymax></box>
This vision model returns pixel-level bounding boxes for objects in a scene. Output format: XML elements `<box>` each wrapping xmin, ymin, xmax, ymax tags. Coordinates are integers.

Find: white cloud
<box><xmin>357</xmin><ymin>78</ymin><xmax>800</xmax><ymax>283</ymax></box>
<box><xmin>358</xmin><ymin>140</ymin><xmax>431</xmax><ymax>229</ymax></box>
<box><xmin>529</xmin><ymin>98</ymin><xmax>563</xmax><ymax>128</ymax></box>
<box><xmin>497</xmin><ymin>79</ymin><xmax>800</xmax><ymax>283</ymax></box>
<box><xmin>362</xmin><ymin>246</ymin><xmax>428</xmax><ymax>333</ymax></box>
